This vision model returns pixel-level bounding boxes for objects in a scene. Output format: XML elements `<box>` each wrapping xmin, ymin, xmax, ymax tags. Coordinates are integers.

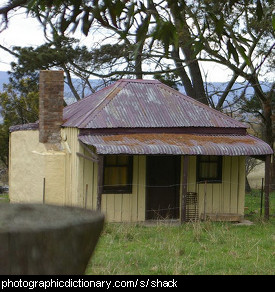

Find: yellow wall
<box><xmin>101</xmin><ymin>156</ymin><xmax>146</xmax><ymax>222</ymax></box>
<box><xmin>9</xmin><ymin>130</ymin><xmax>45</xmax><ymax>203</ymax></box>
<box><xmin>61</xmin><ymin>127</ymin><xmax>81</xmax><ymax>207</ymax></box>
<box><xmin>62</xmin><ymin>128</ymin><xmax>147</xmax><ymax>222</ymax></box>
<box><xmin>75</xmin><ymin>150</ymin><xmax>245</xmax><ymax>222</ymax></box>
<box><xmin>61</xmin><ymin>128</ymin><xmax>146</xmax><ymax>222</ymax></box>
<box><xmin>183</xmin><ymin>156</ymin><xmax>245</xmax><ymax>219</ymax></box>
<box><xmin>10</xmin><ymin>127</ymin><xmax>246</xmax><ymax>222</ymax></box>
<box><xmin>9</xmin><ymin>130</ymin><xmax>66</xmax><ymax>205</ymax></box>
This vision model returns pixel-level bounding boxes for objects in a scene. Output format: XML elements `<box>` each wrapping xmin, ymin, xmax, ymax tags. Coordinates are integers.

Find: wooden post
<box><xmin>181</xmin><ymin>156</ymin><xmax>189</xmax><ymax>223</ymax></box>
<box><xmin>85</xmin><ymin>184</ymin><xmax>88</xmax><ymax>209</ymax></box>
<box><xmin>96</xmin><ymin>155</ymin><xmax>104</xmax><ymax>211</ymax></box>
<box><xmin>43</xmin><ymin>178</ymin><xmax>46</xmax><ymax>204</ymax></box>
<box><xmin>260</xmin><ymin>177</ymin><xmax>264</xmax><ymax>217</ymax></box>
<box><xmin>203</xmin><ymin>181</ymin><xmax>207</xmax><ymax>221</ymax></box>
<box><xmin>264</xmin><ymin>155</ymin><xmax>271</xmax><ymax>220</ymax></box>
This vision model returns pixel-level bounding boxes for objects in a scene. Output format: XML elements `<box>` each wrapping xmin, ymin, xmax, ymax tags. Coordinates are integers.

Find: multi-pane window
<box><xmin>197</xmin><ymin>156</ymin><xmax>222</xmax><ymax>183</ymax></box>
<box><xmin>103</xmin><ymin>155</ymin><xmax>133</xmax><ymax>193</ymax></box>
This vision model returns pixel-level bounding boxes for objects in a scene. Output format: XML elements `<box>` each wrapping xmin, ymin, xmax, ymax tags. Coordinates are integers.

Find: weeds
<box><xmin>87</xmin><ymin>218</ymin><xmax>275</xmax><ymax>275</ymax></box>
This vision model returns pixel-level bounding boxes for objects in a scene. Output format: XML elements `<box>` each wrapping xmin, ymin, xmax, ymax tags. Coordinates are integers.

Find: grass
<box><xmin>1</xmin><ymin>192</ymin><xmax>274</xmax><ymax>275</ymax></box>
<box><xmin>0</xmin><ymin>193</ymin><xmax>9</xmax><ymax>203</ymax></box>
<box><xmin>86</xmin><ymin>193</ymin><xmax>275</xmax><ymax>275</ymax></box>
<box><xmin>244</xmin><ymin>190</ymin><xmax>275</xmax><ymax>220</ymax></box>
<box><xmin>87</xmin><ymin>220</ymin><xmax>275</xmax><ymax>275</ymax></box>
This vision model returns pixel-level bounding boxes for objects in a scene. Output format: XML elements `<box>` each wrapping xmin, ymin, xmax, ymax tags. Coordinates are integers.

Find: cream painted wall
<box><xmin>62</xmin><ymin>128</ymin><xmax>147</xmax><ymax>222</ymax></box>
<box><xmin>9</xmin><ymin>130</ymin><xmax>66</xmax><ymax>205</ymax></box>
<box><xmin>183</xmin><ymin>155</ymin><xmax>245</xmax><ymax>219</ymax></box>
<box><xmin>75</xmin><ymin>149</ymin><xmax>246</xmax><ymax>222</ymax></box>
<box><xmin>9</xmin><ymin>130</ymin><xmax>45</xmax><ymax>203</ymax></box>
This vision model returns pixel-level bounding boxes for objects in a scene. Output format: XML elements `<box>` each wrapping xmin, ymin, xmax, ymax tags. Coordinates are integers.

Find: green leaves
<box><xmin>256</xmin><ymin>0</ymin><xmax>263</xmax><ymax>21</ymax></box>
<box><xmin>226</xmin><ymin>40</ymin><xmax>252</xmax><ymax>66</ymax></box>
<box><xmin>152</xmin><ymin>20</ymin><xmax>178</xmax><ymax>56</ymax></box>
<box><xmin>192</xmin><ymin>40</ymin><xmax>204</xmax><ymax>57</ymax></box>
<box><xmin>0</xmin><ymin>79</ymin><xmax>39</xmax><ymax>165</ymax></box>
<box><xmin>136</xmin><ymin>15</ymin><xmax>150</xmax><ymax>43</ymax></box>
<box><xmin>227</xmin><ymin>40</ymin><xmax>239</xmax><ymax>64</ymax></box>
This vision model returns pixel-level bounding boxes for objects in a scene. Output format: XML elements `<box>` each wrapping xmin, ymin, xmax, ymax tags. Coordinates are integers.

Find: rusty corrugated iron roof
<box><xmin>63</xmin><ymin>79</ymin><xmax>247</xmax><ymax>129</ymax></box>
<box><xmin>78</xmin><ymin>133</ymin><xmax>273</xmax><ymax>156</ymax></box>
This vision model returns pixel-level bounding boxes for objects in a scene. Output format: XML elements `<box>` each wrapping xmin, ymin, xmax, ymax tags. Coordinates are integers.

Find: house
<box><xmin>9</xmin><ymin>70</ymin><xmax>273</xmax><ymax>222</ymax></box>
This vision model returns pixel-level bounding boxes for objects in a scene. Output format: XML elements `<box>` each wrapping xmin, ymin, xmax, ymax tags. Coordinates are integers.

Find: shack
<box><xmin>9</xmin><ymin>70</ymin><xmax>273</xmax><ymax>222</ymax></box>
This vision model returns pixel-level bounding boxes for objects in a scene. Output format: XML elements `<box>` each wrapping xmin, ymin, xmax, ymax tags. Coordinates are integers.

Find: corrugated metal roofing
<box><xmin>78</xmin><ymin>133</ymin><xmax>273</xmax><ymax>156</ymax></box>
<box><xmin>63</xmin><ymin>79</ymin><xmax>247</xmax><ymax>129</ymax></box>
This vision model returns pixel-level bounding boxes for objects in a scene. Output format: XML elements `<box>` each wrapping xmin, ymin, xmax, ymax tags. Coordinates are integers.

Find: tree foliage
<box><xmin>0</xmin><ymin>1</ymin><xmax>274</xmax><ymax>130</ymax></box>
<box><xmin>0</xmin><ymin>78</ymin><xmax>39</xmax><ymax>166</ymax></box>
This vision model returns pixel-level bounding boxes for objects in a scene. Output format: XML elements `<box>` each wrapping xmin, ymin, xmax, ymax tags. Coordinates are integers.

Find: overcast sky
<box><xmin>0</xmin><ymin>3</ymin><xmax>45</xmax><ymax>67</ymax></box>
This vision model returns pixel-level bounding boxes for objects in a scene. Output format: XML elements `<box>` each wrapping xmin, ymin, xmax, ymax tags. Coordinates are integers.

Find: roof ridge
<box><xmin>158</xmin><ymin>82</ymin><xmax>247</xmax><ymax>129</ymax></box>
<box><xmin>63</xmin><ymin>81</ymin><xmax>117</xmax><ymax>121</ymax></box>
<box><xmin>78</xmin><ymin>80</ymin><xmax>127</xmax><ymax>128</ymax></box>
<box><xmin>118</xmin><ymin>78</ymin><xmax>161</xmax><ymax>84</ymax></box>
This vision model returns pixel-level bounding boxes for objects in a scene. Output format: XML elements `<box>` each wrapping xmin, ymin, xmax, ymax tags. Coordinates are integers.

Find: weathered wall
<box><xmin>9</xmin><ymin>130</ymin><xmax>45</xmax><ymax>203</ymax></box>
<box><xmin>62</xmin><ymin>127</ymin><xmax>81</xmax><ymax>207</ymax></box>
<box><xmin>184</xmin><ymin>156</ymin><xmax>245</xmax><ymax>219</ymax></box>
<box><xmin>64</xmin><ymin>127</ymin><xmax>147</xmax><ymax>222</ymax></box>
<box><xmin>44</xmin><ymin>151</ymin><xmax>66</xmax><ymax>205</ymax></box>
<box><xmin>9</xmin><ymin>130</ymin><xmax>66</xmax><ymax>205</ymax></box>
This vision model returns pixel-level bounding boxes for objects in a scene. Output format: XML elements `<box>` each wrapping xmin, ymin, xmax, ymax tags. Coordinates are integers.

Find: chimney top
<box><xmin>39</xmin><ymin>70</ymin><xmax>64</xmax><ymax>144</ymax></box>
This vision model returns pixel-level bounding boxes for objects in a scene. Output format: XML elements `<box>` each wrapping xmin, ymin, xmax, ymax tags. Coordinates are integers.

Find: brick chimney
<box><xmin>39</xmin><ymin>70</ymin><xmax>64</xmax><ymax>144</ymax></box>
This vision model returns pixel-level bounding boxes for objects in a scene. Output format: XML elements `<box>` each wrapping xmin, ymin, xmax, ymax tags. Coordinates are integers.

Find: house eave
<box><xmin>78</xmin><ymin>132</ymin><xmax>273</xmax><ymax>156</ymax></box>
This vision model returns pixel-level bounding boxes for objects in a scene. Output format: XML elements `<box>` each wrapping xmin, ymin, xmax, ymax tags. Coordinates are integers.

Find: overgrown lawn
<box><xmin>87</xmin><ymin>193</ymin><xmax>275</xmax><ymax>275</ymax></box>
<box><xmin>87</xmin><ymin>219</ymin><xmax>274</xmax><ymax>275</ymax></box>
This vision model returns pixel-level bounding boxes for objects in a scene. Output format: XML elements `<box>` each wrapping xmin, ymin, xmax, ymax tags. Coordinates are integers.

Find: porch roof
<box><xmin>78</xmin><ymin>133</ymin><xmax>273</xmax><ymax>156</ymax></box>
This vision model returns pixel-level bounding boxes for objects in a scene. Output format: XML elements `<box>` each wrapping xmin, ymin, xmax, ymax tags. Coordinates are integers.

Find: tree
<box><xmin>0</xmin><ymin>0</ymin><xmax>274</xmax><ymax>149</ymax></box>
<box><xmin>0</xmin><ymin>77</ymin><xmax>39</xmax><ymax>166</ymax></box>
<box><xmin>3</xmin><ymin>1</ymin><xmax>274</xmax><ymax>100</ymax></box>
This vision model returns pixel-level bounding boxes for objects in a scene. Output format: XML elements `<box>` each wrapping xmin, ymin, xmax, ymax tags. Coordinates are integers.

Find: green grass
<box><xmin>1</xmin><ymin>193</ymin><xmax>274</xmax><ymax>275</ymax></box>
<box><xmin>87</xmin><ymin>192</ymin><xmax>275</xmax><ymax>275</ymax></box>
<box><xmin>0</xmin><ymin>193</ymin><xmax>9</xmax><ymax>203</ymax></box>
<box><xmin>244</xmin><ymin>190</ymin><xmax>275</xmax><ymax>220</ymax></box>
<box><xmin>87</xmin><ymin>219</ymin><xmax>275</xmax><ymax>275</ymax></box>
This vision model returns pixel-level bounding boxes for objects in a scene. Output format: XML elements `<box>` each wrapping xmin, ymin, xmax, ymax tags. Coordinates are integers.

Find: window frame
<box><xmin>102</xmin><ymin>155</ymin><xmax>133</xmax><ymax>194</ymax></box>
<box><xmin>197</xmin><ymin>155</ymin><xmax>222</xmax><ymax>183</ymax></box>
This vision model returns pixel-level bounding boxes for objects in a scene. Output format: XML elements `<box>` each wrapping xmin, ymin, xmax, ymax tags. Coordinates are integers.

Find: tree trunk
<box><xmin>169</xmin><ymin>2</ymin><xmax>209</xmax><ymax>105</ymax></box>
<box><xmin>245</xmin><ymin>176</ymin><xmax>251</xmax><ymax>193</ymax></box>
<box><xmin>171</xmin><ymin>48</ymin><xmax>196</xmax><ymax>98</ymax></box>
<box><xmin>262</xmin><ymin>98</ymin><xmax>275</xmax><ymax>190</ymax></box>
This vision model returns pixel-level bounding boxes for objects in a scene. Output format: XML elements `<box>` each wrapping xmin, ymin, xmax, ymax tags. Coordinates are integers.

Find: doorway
<box><xmin>146</xmin><ymin>155</ymin><xmax>181</xmax><ymax>220</ymax></box>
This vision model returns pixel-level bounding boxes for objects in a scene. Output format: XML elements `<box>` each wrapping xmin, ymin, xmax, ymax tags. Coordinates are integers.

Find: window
<box><xmin>197</xmin><ymin>156</ymin><xmax>222</xmax><ymax>183</ymax></box>
<box><xmin>103</xmin><ymin>155</ymin><xmax>133</xmax><ymax>193</ymax></box>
